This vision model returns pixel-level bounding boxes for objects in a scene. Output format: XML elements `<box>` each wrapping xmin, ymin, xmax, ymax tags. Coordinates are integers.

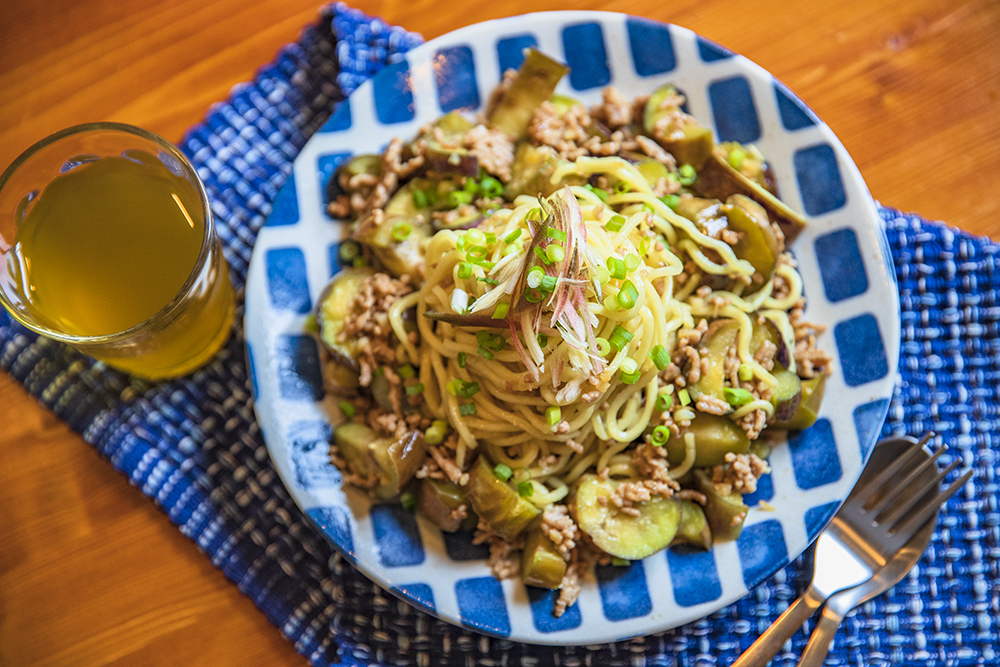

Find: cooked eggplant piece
<box><xmin>353</xmin><ymin>203</ymin><xmax>432</xmax><ymax>279</ymax></box>
<box><xmin>693</xmin><ymin>469</ymin><xmax>749</xmax><ymax>542</ymax></box>
<box><xmin>688</xmin><ymin>319</ymin><xmax>741</xmax><ymax>408</ymax></box>
<box><xmin>750</xmin><ymin>316</ymin><xmax>791</xmax><ymax>369</ymax></box>
<box><xmin>575</xmin><ymin>474</ymin><xmax>681</xmax><ymax>560</ymax></box>
<box><xmin>671</xmin><ymin>499</ymin><xmax>713</xmax><ymax>550</ymax></box>
<box><xmin>694</xmin><ymin>150</ymin><xmax>808</xmax><ymax>244</ymax></box>
<box><xmin>504</xmin><ymin>143</ymin><xmax>579</xmax><ymax>199</ymax></box>
<box><xmin>334</xmin><ymin>422</ymin><xmax>427</xmax><ymax>500</ymax></box>
<box><xmin>771</xmin><ymin>373</ymin><xmax>827</xmax><ymax>430</ymax></box>
<box><xmin>643</xmin><ymin>84</ymin><xmax>714</xmax><ymax>169</ymax></box>
<box><xmin>547</xmin><ymin>93</ymin><xmax>582</xmax><ymax>117</ymax></box>
<box><xmin>723</xmin><ymin>194</ymin><xmax>780</xmax><ymax>292</ymax></box>
<box><xmin>425</xmin><ymin>145</ymin><xmax>479</xmax><ymax>177</ymax></box>
<box><xmin>717</xmin><ymin>142</ymin><xmax>772</xmax><ymax>191</ymax></box>
<box><xmin>521</xmin><ymin>527</ymin><xmax>567</xmax><ymax>589</ymax></box>
<box><xmin>769</xmin><ymin>366</ymin><xmax>803</xmax><ymax>422</ymax></box>
<box><xmin>317</xmin><ymin>267</ymin><xmax>376</xmax><ymax>366</ymax></box>
<box><xmin>488</xmin><ymin>49</ymin><xmax>569</xmax><ymax>139</ymax></box>
<box><xmin>464</xmin><ymin>456</ymin><xmax>540</xmax><ymax>541</ymax></box>
<box><xmin>435</xmin><ymin>110</ymin><xmax>476</xmax><ymax>137</ymax></box>
<box><xmin>418</xmin><ymin>478</ymin><xmax>477</xmax><ymax>532</ymax></box>
<box><xmin>664</xmin><ymin>414</ymin><xmax>751</xmax><ymax>467</ymax></box>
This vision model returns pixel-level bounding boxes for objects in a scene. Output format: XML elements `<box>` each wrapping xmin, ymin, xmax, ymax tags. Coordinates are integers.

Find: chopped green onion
<box><xmin>518</xmin><ymin>481</ymin><xmax>534</xmax><ymax>498</ymax></box>
<box><xmin>480</xmin><ymin>176</ymin><xmax>503</xmax><ymax>198</ymax></box>
<box><xmin>545</xmin><ymin>405</ymin><xmax>562</xmax><ymax>426</ymax></box>
<box><xmin>492</xmin><ymin>302</ymin><xmax>510</xmax><ymax>319</ymax></box>
<box><xmin>338</xmin><ymin>240</ymin><xmax>360</xmax><ymax>262</ymax></box>
<box><xmin>484</xmin><ymin>232</ymin><xmax>497</xmax><ymax>245</ymax></box>
<box><xmin>524</xmin><ymin>287</ymin><xmax>546</xmax><ymax>303</ymax></box>
<box><xmin>724</xmin><ymin>386</ymin><xmax>755</xmax><ymax>406</ymax></box>
<box><xmin>352</xmin><ymin>256</ymin><xmax>368</xmax><ymax>268</ymax></box>
<box><xmin>624</xmin><ymin>254</ymin><xmax>641</xmax><ymax>273</ymax></box>
<box><xmin>493</xmin><ymin>463</ymin><xmax>513</xmax><ymax>481</ymax></box>
<box><xmin>504</xmin><ymin>228</ymin><xmax>522</xmax><ymax>244</ymax></box>
<box><xmin>459</xmin><ymin>402</ymin><xmax>478</xmax><ymax>416</ymax></box>
<box><xmin>639</xmin><ymin>236</ymin><xmax>652</xmax><ymax>255</ymax></box>
<box><xmin>304</xmin><ymin>313</ymin><xmax>319</xmax><ymax>333</ymax></box>
<box><xmin>605</xmin><ymin>215</ymin><xmax>625</xmax><ymax>232</ymax></box>
<box><xmin>678</xmin><ymin>164</ymin><xmax>697</xmax><ymax>186</ymax></box>
<box><xmin>620</xmin><ymin>370</ymin><xmax>642</xmax><ymax>384</ymax></box>
<box><xmin>617</xmin><ymin>280</ymin><xmax>639</xmax><ymax>309</ymax></box>
<box><xmin>655</xmin><ymin>392</ymin><xmax>673</xmax><ymax>412</ymax></box>
<box><xmin>466</xmin><ymin>244</ymin><xmax>488</xmax><ymax>261</ymax></box>
<box><xmin>608</xmin><ymin>325</ymin><xmax>634</xmax><ymax>352</ymax></box>
<box><xmin>477</xmin><ymin>347</ymin><xmax>494</xmax><ymax>360</ymax></box>
<box><xmin>607</xmin><ymin>256</ymin><xmax>626</xmax><ymax>280</ymax></box>
<box><xmin>477</xmin><ymin>276</ymin><xmax>499</xmax><ymax>286</ymax></box>
<box><xmin>545</xmin><ymin>244</ymin><xmax>565</xmax><ymax>264</ymax></box>
<box><xmin>651</xmin><ymin>425</ymin><xmax>670</xmax><ymax>446</ymax></box>
<box><xmin>678</xmin><ymin>388</ymin><xmax>691</xmax><ymax>406</ymax></box>
<box><xmin>534</xmin><ymin>246</ymin><xmax>553</xmax><ymax>265</ymax></box>
<box><xmin>611</xmin><ymin>557</ymin><xmax>630</xmax><ymax>567</ymax></box>
<box><xmin>457</xmin><ymin>262</ymin><xmax>473</xmax><ymax>279</ymax></box>
<box><xmin>614</xmin><ymin>180</ymin><xmax>631</xmax><ymax>194</ymax></box>
<box><xmin>620</xmin><ymin>357</ymin><xmax>638</xmax><ymax>375</ymax></box>
<box><xmin>650</xmin><ymin>345</ymin><xmax>670</xmax><ymax>371</ymax></box>
<box><xmin>595</xmin><ymin>265</ymin><xmax>611</xmax><ymax>285</ymax></box>
<box><xmin>474</xmin><ymin>331</ymin><xmax>506</xmax><ymax>352</ymax></box>
<box><xmin>457</xmin><ymin>352</ymin><xmax>467</xmax><ymax>368</ymax></box>
<box><xmin>457</xmin><ymin>381</ymin><xmax>480</xmax><ymax>398</ymax></box>
<box><xmin>398</xmin><ymin>364</ymin><xmax>415</xmax><ymax>379</ymax></box>
<box><xmin>527</xmin><ymin>207</ymin><xmax>542</xmax><ymax>221</ymax></box>
<box><xmin>537</xmin><ymin>333</ymin><xmax>549</xmax><ymax>347</ymax></box>
<box><xmin>527</xmin><ymin>265</ymin><xmax>545</xmax><ymax>288</ymax></box>
<box><xmin>464</xmin><ymin>177</ymin><xmax>480</xmax><ymax>194</ymax></box>
<box><xmin>447</xmin><ymin>190</ymin><xmax>474</xmax><ymax>207</ymax></box>
<box><xmin>595</xmin><ymin>337</ymin><xmax>611</xmax><ymax>357</ymax></box>
<box><xmin>738</xmin><ymin>363</ymin><xmax>754</xmax><ymax>382</ymax></box>
<box><xmin>584</xmin><ymin>184</ymin><xmax>609</xmax><ymax>202</ymax></box>
<box><xmin>547</xmin><ymin>228</ymin><xmax>567</xmax><ymax>242</ymax></box>
<box><xmin>447</xmin><ymin>378</ymin><xmax>463</xmax><ymax>396</ymax></box>
<box><xmin>400</xmin><ymin>491</ymin><xmax>417</xmax><ymax>512</ymax></box>
<box><xmin>412</xmin><ymin>188</ymin><xmax>429</xmax><ymax>209</ymax></box>
<box><xmin>405</xmin><ymin>383</ymin><xmax>424</xmax><ymax>396</ymax></box>
<box><xmin>425</xmin><ymin>420</ymin><xmax>449</xmax><ymax>445</ymax></box>
<box><xmin>660</xmin><ymin>194</ymin><xmax>680</xmax><ymax>210</ymax></box>
<box><xmin>338</xmin><ymin>400</ymin><xmax>355</xmax><ymax>418</ymax></box>
<box><xmin>728</xmin><ymin>147</ymin><xmax>748</xmax><ymax>170</ymax></box>
<box><xmin>539</xmin><ymin>274</ymin><xmax>557</xmax><ymax>291</ymax></box>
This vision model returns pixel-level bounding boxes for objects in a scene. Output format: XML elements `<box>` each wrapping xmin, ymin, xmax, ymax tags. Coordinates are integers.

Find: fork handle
<box><xmin>795</xmin><ymin>604</ymin><xmax>848</xmax><ymax>667</ymax></box>
<box><xmin>730</xmin><ymin>586</ymin><xmax>826</xmax><ymax>667</ymax></box>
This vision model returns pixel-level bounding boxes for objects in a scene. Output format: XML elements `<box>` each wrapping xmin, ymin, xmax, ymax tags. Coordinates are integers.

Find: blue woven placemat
<box><xmin>1</xmin><ymin>4</ymin><xmax>996</xmax><ymax>665</ymax></box>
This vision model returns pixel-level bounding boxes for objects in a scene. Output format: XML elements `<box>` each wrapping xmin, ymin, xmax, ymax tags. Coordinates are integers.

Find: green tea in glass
<box><xmin>0</xmin><ymin>123</ymin><xmax>234</xmax><ymax>380</ymax></box>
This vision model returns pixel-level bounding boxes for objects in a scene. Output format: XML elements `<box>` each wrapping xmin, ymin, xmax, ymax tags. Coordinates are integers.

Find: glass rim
<box><xmin>0</xmin><ymin>121</ymin><xmax>216</xmax><ymax>346</ymax></box>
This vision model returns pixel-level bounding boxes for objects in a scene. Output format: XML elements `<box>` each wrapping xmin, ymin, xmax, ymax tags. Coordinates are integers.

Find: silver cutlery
<box><xmin>794</xmin><ymin>436</ymin><xmax>942</xmax><ymax>666</ymax></box>
<box><xmin>730</xmin><ymin>433</ymin><xmax>972</xmax><ymax>667</ymax></box>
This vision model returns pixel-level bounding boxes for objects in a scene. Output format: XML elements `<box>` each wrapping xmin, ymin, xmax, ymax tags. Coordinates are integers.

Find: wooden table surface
<box><xmin>2</xmin><ymin>0</ymin><xmax>998</xmax><ymax>664</ymax></box>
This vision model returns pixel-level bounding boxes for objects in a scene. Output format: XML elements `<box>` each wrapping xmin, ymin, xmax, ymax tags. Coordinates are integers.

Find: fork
<box><xmin>730</xmin><ymin>434</ymin><xmax>971</xmax><ymax>667</ymax></box>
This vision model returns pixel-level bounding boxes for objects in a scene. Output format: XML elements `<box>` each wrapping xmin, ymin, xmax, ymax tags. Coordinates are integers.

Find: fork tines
<box><xmin>851</xmin><ymin>433</ymin><xmax>974</xmax><ymax>549</ymax></box>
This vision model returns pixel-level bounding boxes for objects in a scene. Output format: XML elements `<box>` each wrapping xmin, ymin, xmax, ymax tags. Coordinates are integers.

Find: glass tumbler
<box><xmin>0</xmin><ymin>123</ymin><xmax>235</xmax><ymax>380</ymax></box>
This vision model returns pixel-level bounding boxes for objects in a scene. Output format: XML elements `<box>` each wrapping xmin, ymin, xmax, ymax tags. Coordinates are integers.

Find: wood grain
<box><xmin>1</xmin><ymin>0</ymin><xmax>998</xmax><ymax>664</ymax></box>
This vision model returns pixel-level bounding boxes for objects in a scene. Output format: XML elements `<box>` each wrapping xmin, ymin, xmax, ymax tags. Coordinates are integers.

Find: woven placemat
<box><xmin>1</xmin><ymin>4</ymin><xmax>995</xmax><ymax>665</ymax></box>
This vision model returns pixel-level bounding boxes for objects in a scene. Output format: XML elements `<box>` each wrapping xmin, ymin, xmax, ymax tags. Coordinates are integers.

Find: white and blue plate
<box><xmin>245</xmin><ymin>11</ymin><xmax>900</xmax><ymax>645</ymax></box>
